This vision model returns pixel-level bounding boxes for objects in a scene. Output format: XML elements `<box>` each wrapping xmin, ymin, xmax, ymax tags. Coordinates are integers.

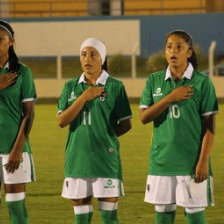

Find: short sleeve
<box><xmin>21</xmin><ymin>67</ymin><xmax>37</xmax><ymax>103</ymax></box>
<box><xmin>140</xmin><ymin>76</ymin><xmax>153</xmax><ymax>109</ymax></box>
<box><xmin>115</xmin><ymin>83</ymin><xmax>132</xmax><ymax>122</ymax></box>
<box><xmin>200</xmin><ymin>77</ymin><xmax>218</xmax><ymax>116</ymax></box>
<box><xmin>58</xmin><ymin>82</ymin><xmax>69</xmax><ymax>114</ymax></box>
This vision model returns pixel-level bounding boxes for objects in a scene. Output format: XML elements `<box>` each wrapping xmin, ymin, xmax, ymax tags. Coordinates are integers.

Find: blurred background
<box><xmin>0</xmin><ymin>1</ymin><xmax>224</xmax><ymax>224</ymax></box>
<box><xmin>0</xmin><ymin>0</ymin><xmax>224</xmax><ymax>100</ymax></box>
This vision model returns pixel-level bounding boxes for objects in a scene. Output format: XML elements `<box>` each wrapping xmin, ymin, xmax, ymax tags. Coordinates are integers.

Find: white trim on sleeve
<box><xmin>139</xmin><ymin>105</ymin><xmax>149</xmax><ymax>109</ymax></box>
<box><xmin>118</xmin><ymin>115</ymin><xmax>132</xmax><ymax>122</ymax></box>
<box><xmin>202</xmin><ymin>111</ymin><xmax>218</xmax><ymax>116</ymax></box>
<box><xmin>21</xmin><ymin>98</ymin><xmax>36</xmax><ymax>103</ymax></box>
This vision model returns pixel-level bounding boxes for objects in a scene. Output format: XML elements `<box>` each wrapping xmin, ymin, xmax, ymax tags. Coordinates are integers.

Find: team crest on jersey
<box><xmin>153</xmin><ymin>87</ymin><xmax>163</xmax><ymax>97</ymax></box>
<box><xmin>99</xmin><ymin>91</ymin><xmax>107</xmax><ymax>102</ymax></box>
<box><xmin>68</xmin><ymin>91</ymin><xmax>77</xmax><ymax>102</ymax></box>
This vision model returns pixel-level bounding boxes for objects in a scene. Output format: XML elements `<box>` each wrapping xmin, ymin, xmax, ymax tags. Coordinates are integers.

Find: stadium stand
<box><xmin>1</xmin><ymin>0</ymin><xmax>224</xmax><ymax>18</ymax></box>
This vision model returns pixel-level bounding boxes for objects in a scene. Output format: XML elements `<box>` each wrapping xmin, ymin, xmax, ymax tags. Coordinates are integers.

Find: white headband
<box><xmin>80</xmin><ymin>38</ymin><xmax>106</xmax><ymax>64</ymax></box>
<box><xmin>0</xmin><ymin>24</ymin><xmax>13</xmax><ymax>38</ymax></box>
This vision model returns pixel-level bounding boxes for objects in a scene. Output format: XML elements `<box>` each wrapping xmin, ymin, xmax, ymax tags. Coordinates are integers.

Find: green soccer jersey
<box><xmin>140</xmin><ymin>64</ymin><xmax>218</xmax><ymax>176</ymax></box>
<box><xmin>0</xmin><ymin>63</ymin><xmax>36</xmax><ymax>154</ymax></box>
<box><xmin>58</xmin><ymin>70</ymin><xmax>132</xmax><ymax>180</ymax></box>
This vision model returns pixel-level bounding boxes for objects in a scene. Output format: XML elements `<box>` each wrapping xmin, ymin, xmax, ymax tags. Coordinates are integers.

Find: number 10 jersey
<box><xmin>140</xmin><ymin>64</ymin><xmax>218</xmax><ymax>176</ymax></box>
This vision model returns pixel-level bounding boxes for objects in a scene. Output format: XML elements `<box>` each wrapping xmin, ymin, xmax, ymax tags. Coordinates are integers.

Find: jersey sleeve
<box><xmin>58</xmin><ymin>82</ymin><xmax>70</xmax><ymax>114</ymax></box>
<box><xmin>115</xmin><ymin>82</ymin><xmax>132</xmax><ymax>122</ymax></box>
<box><xmin>140</xmin><ymin>76</ymin><xmax>153</xmax><ymax>109</ymax></box>
<box><xmin>200</xmin><ymin>77</ymin><xmax>218</xmax><ymax>116</ymax></box>
<box><xmin>21</xmin><ymin>67</ymin><xmax>37</xmax><ymax>103</ymax></box>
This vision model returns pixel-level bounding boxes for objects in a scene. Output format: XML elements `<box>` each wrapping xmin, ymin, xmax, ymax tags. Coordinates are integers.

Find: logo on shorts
<box><xmin>104</xmin><ymin>179</ymin><xmax>115</xmax><ymax>189</ymax></box>
<box><xmin>153</xmin><ymin>87</ymin><xmax>163</xmax><ymax>97</ymax></box>
<box><xmin>66</xmin><ymin>181</ymin><xmax>69</xmax><ymax>188</ymax></box>
<box><xmin>107</xmin><ymin>179</ymin><xmax>113</xmax><ymax>186</ymax></box>
<box><xmin>147</xmin><ymin>184</ymin><xmax>150</xmax><ymax>192</ymax></box>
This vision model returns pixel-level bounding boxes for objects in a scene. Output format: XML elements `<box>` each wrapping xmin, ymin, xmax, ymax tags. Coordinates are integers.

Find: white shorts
<box><xmin>62</xmin><ymin>177</ymin><xmax>124</xmax><ymax>199</ymax></box>
<box><xmin>0</xmin><ymin>152</ymin><xmax>36</xmax><ymax>184</ymax></box>
<box><xmin>144</xmin><ymin>175</ymin><xmax>214</xmax><ymax>208</ymax></box>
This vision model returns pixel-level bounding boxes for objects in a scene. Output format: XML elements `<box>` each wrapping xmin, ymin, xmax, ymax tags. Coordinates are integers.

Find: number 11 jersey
<box><xmin>58</xmin><ymin>70</ymin><xmax>132</xmax><ymax>180</ymax></box>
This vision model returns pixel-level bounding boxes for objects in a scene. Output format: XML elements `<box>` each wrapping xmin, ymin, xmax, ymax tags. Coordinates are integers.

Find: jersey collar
<box><xmin>78</xmin><ymin>70</ymin><xmax>109</xmax><ymax>85</ymax></box>
<box><xmin>4</xmin><ymin>62</ymin><xmax>9</xmax><ymax>69</ymax></box>
<box><xmin>165</xmin><ymin>63</ymin><xmax>194</xmax><ymax>81</ymax></box>
<box><xmin>0</xmin><ymin>62</ymin><xmax>9</xmax><ymax>70</ymax></box>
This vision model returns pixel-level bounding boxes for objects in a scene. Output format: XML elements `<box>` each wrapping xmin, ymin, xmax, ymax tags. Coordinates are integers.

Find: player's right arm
<box><xmin>58</xmin><ymin>86</ymin><xmax>103</xmax><ymax>128</ymax></box>
<box><xmin>140</xmin><ymin>86</ymin><xmax>193</xmax><ymax>124</ymax></box>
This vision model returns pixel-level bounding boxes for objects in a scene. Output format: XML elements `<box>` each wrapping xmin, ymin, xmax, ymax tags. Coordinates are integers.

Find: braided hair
<box><xmin>165</xmin><ymin>30</ymin><xmax>198</xmax><ymax>70</ymax></box>
<box><xmin>0</xmin><ymin>20</ymin><xmax>20</xmax><ymax>72</ymax></box>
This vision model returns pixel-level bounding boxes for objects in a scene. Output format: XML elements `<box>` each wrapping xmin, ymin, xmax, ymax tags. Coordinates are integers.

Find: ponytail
<box><xmin>188</xmin><ymin>50</ymin><xmax>198</xmax><ymax>70</ymax></box>
<box><xmin>102</xmin><ymin>56</ymin><xmax>108</xmax><ymax>72</ymax></box>
<box><xmin>8</xmin><ymin>46</ymin><xmax>20</xmax><ymax>72</ymax></box>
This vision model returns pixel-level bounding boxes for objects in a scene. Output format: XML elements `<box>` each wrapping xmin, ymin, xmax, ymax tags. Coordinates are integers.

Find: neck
<box><xmin>85</xmin><ymin>70</ymin><xmax>102</xmax><ymax>85</ymax></box>
<box><xmin>0</xmin><ymin>54</ymin><xmax>9</xmax><ymax>69</ymax></box>
<box><xmin>170</xmin><ymin>64</ymin><xmax>188</xmax><ymax>81</ymax></box>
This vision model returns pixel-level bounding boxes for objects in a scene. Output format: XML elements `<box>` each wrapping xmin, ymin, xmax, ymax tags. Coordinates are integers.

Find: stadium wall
<box><xmin>7</xmin><ymin>13</ymin><xmax>224</xmax><ymax>57</ymax></box>
<box><xmin>35</xmin><ymin>77</ymin><xmax>224</xmax><ymax>99</ymax></box>
<box><xmin>4</xmin><ymin>14</ymin><xmax>224</xmax><ymax>99</ymax></box>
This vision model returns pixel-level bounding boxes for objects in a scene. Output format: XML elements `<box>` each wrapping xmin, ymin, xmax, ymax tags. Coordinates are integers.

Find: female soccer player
<box><xmin>58</xmin><ymin>38</ymin><xmax>132</xmax><ymax>224</ymax></box>
<box><xmin>0</xmin><ymin>20</ymin><xmax>36</xmax><ymax>224</ymax></box>
<box><xmin>140</xmin><ymin>30</ymin><xmax>218</xmax><ymax>224</ymax></box>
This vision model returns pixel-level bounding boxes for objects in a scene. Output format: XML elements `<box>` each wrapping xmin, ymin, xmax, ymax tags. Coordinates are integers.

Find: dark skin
<box><xmin>0</xmin><ymin>27</ymin><xmax>34</xmax><ymax>193</ymax></box>
<box><xmin>4</xmin><ymin>101</ymin><xmax>35</xmax><ymax>193</ymax></box>
<box><xmin>140</xmin><ymin>34</ymin><xmax>216</xmax><ymax>183</ymax></box>
<box><xmin>194</xmin><ymin>114</ymin><xmax>215</xmax><ymax>183</ymax></box>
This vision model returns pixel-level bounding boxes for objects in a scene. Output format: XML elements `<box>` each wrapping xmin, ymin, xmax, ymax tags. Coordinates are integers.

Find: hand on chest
<box><xmin>152</xmin><ymin>81</ymin><xmax>201</xmax><ymax>107</ymax></box>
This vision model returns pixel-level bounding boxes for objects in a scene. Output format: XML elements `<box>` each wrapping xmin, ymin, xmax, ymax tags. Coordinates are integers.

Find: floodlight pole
<box><xmin>209</xmin><ymin>41</ymin><xmax>216</xmax><ymax>77</ymax></box>
<box><xmin>57</xmin><ymin>54</ymin><xmax>62</xmax><ymax>80</ymax></box>
<box><xmin>131</xmin><ymin>42</ymin><xmax>138</xmax><ymax>79</ymax></box>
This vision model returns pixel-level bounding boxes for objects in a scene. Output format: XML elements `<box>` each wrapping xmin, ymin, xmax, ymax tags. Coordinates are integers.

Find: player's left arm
<box><xmin>195</xmin><ymin>114</ymin><xmax>216</xmax><ymax>183</ymax></box>
<box><xmin>5</xmin><ymin>101</ymin><xmax>35</xmax><ymax>174</ymax></box>
<box><xmin>115</xmin><ymin>118</ymin><xmax>132</xmax><ymax>137</ymax></box>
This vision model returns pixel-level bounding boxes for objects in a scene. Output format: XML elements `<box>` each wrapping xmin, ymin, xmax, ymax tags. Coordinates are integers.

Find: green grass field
<box><xmin>1</xmin><ymin>104</ymin><xmax>224</xmax><ymax>224</ymax></box>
